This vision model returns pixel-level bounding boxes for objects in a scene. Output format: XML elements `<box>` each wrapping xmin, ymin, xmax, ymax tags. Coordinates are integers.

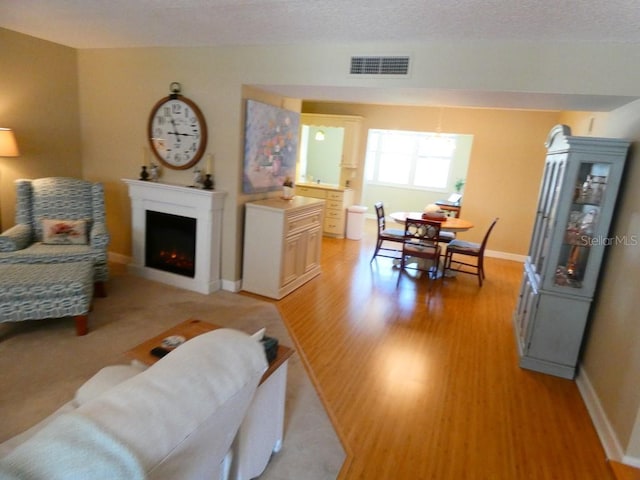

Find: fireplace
<box><xmin>146</xmin><ymin>211</ymin><xmax>196</xmax><ymax>278</ymax></box>
<box><xmin>123</xmin><ymin>179</ymin><xmax>226</xmax><ymax>294</ymax></box>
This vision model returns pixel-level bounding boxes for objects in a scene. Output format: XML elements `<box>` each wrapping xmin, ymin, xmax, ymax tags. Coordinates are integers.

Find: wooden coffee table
<box><xmin>126</xmin><ymin>318</ymin><xmax>293</xmax><ymax>383</ymax></box>
<box><xmin>125</xmin><ymin>318</ymin><xmax>294</xmax><ymax>480</ymax></box>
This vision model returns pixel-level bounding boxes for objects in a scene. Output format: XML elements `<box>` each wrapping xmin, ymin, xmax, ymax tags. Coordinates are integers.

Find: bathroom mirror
<box><xmin>298</xmin><ymin>125</ymin><xmax>344</xmax><ymax>186</ymax></box>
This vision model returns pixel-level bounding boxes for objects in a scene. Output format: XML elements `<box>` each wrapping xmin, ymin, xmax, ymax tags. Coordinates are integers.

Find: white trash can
<box><xmin>346</xmin><ymin>205</ymin><xmax>368</xmax><ymax>240</ymax></box>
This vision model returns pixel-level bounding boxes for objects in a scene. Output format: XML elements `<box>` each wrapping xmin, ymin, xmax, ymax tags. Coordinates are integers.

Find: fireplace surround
<box><xmin>123</xmin><ymin>179</ymin><xmax>226</xmax><ymax>294</ymax></box>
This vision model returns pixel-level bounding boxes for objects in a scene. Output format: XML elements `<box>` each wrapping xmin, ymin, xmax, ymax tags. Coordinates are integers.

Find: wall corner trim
<box><xmin>576</xmin><ymin>366</ymin><xmax>625</xmax><ymax>461</ymax></box>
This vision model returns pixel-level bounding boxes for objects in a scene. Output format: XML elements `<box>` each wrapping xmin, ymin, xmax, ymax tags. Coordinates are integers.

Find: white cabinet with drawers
<box><xmin>295</xmin><ymin>184</ymin><xmax>354</xmax><ymax>238</ymax></box>
<box><xmin>242</xmin><ymin>197</ymin><xmax>325</xmax><ymax>299</ymax></box>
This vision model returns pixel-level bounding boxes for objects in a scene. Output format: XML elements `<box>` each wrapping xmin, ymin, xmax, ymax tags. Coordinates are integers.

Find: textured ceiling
<box><xmin>2</xmin><ymin>0</ymin><xmax>639</xmax><ymax>111</ymax></box>
<box><xmin>2</xmin><ymin>0</ymin><xmax>640</xmax><ymax>48</ymax></box>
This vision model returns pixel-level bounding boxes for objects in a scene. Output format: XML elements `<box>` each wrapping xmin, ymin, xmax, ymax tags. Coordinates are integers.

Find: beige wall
<box><xmin>581</xmin><ymin>99</ymin><xmax>640</xmax><ymax>460</ymax></box>
<box><xmin>74</xmin><ymin>45</ymin><xmax>569</xmax><ymax>278</ymax></box>
<box><xmin>75</xmin><ymin>49</ymin><xmax>302</xmax><ymax>284</ymax></box>
<box><xmin>0</xmin><ymin>28</ymin><xmax>82</xmax><ymax>230</ymax></box>
<box><xmin>9</xmin><ymin>37</ymin><xmax>640</xmax><ymax>278</ymax></box>
<box><xmin>304</xmin><ymin>101</ymin><xmax>560</xmax><ymax>254</ymax></box>
<box><xmin>558</xmin><ymin>111</ymin><xmax>610</xmax><ymax>136</ymax></box>
<box><xmin>77</xmin><ymin>47</ymin><xmax>247</xmax><ymax>276</ymax></box>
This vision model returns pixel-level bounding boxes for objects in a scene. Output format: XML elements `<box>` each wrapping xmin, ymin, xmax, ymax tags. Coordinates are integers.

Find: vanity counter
<box><xmin>295</xmin><ymin>184</ymin><xmax>354</xmax><ymax>238</ymax></box>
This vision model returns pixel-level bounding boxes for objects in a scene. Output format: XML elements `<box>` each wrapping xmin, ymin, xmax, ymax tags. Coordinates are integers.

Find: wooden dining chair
<box><xmin>371</xmin><ymin>201</ymin><xmax>405</xmax><ymax>261</ymax></box>
<box><xmin>439</xmin><ymin>204</ymin><xmax>462</xmax><ymax>218</ymax></box>
<box><xmin>443</xmin><ymin>217</ymin><xmax>499</xmax><ymax>286</ymax></box>
<box><xmin>398</xmin><ymin>217</ymin><xmax>442</xmax><ymax>280</ymax></box>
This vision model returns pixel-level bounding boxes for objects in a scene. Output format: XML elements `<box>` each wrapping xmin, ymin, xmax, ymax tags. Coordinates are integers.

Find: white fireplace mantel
<box><xmin>123</xmin><ymin>179</ymin><xmax>226</xmax><ymax>294</ymax></box>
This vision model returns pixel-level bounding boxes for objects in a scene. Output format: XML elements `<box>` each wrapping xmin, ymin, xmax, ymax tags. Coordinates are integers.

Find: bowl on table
<box><xmin>422</xmin><ymin>210</ymin><xmax>447</xmax><ymax>221</ymax></box>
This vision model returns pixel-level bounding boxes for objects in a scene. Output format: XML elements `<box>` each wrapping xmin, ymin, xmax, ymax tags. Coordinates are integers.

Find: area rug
<box><xmin>0</xmin><ymin>269</ymin><xmax>345</xmax><ymax>479</ymax></box>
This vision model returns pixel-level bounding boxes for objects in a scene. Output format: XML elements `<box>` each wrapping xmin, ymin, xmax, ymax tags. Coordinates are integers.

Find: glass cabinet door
<box><xmin>529</xmin><ymin>154</ymin><xmax>566</xmax><ymax>282</ymax></box>
<box><xmin>553</xmin><ymin>162</ymin><xmax>609</xmax><ymax>289</ymax></box>
<box><xmin>515</xmin><ymin>267</ymin><xmax>538</xmax><ymax>354</ymax></box>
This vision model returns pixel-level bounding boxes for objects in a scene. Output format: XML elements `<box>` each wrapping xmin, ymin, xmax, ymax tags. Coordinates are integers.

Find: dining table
<box><xmin>389</xmin><ymin>211</ymin><xmax>474</xmax><ymax>232</ymax></box>
<box><xmin>389</xmin><ymin>212</ymin><xmax>474</xmax><ymax>278</ymax></box>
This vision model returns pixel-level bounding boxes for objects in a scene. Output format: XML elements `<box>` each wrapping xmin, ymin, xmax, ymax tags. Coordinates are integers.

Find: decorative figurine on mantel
<box><xmin>192</xmin><ymin>168</ymin><xmax>204</xmax><ymax>188</ymax></box>
<box><xmin>139</xmin><ymin>165</ymin><xmax>149</xmax><ymax>181</ymax></box>
<box><xmin>149</xmin><ymin>163</ymin><xmax>160</xmax><ymax>182</ymax></box>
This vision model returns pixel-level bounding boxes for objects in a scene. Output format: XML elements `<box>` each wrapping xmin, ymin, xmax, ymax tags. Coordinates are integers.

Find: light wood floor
<box><xmin>272</xmin><ymin>221</ymin><xmax>617</xmax><ymax>480</ymax></box>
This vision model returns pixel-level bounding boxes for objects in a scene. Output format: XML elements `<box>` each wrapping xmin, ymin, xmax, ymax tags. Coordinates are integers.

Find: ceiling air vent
<box><xmin>350</xmin><ymin>56</ymin><xmax>410</xmax><ymax>75</ymax></box>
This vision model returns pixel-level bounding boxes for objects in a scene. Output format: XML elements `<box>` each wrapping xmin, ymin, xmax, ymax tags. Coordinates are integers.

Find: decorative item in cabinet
<box><xmin>513</xmin><ymin>124</ymin><xmax>629</xmax><ymax>379</ymax></box>
<box><xmin>557</xmin><ymin>207</ymin><xmax>598</xmax><ymax>287</ymax></box>
<box><xmin>548</xmin><ymin>160</ymin><xmax>613</xmax><ymax>295</ymax></box>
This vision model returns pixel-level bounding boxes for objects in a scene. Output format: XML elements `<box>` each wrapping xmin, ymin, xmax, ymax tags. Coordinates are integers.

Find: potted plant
<box><xmin>282</xmin><ymin>177</ymin><xmax>294</xmax><ymax>199</ymax></box>
<box><xmin>454</xmin><ymin>178</ymin><xmax>465</xmax><ymax>193</ymax></box>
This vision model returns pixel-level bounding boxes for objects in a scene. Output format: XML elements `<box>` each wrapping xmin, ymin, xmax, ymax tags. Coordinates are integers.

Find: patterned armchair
<box><xmin>0</xmin><ymin>178</ymin><xmax>110</xmax><ymax>294</ymax></box>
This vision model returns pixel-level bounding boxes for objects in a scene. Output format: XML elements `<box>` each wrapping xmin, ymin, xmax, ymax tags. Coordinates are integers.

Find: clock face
<box><xmin>148</xmin><ymin>95</ymin><xmax>207</xmax><ymax>170</ymax></box>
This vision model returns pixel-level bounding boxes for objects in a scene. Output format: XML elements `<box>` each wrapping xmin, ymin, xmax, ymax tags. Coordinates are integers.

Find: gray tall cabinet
<box><xmin>514</xmin><ymin>124</ymin><xmax>629</xmax><ymax>379</ymax></box>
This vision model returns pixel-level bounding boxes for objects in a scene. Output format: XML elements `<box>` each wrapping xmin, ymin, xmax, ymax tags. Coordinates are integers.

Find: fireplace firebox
<box><xmin>145</xmin><ymin>211</ymin><xmax>196</xmax><ymax>278</ymax></box>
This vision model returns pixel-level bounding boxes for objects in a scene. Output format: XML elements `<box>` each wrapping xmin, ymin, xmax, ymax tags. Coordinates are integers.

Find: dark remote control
<box><xmin>150</xmin><ymin>346</ymin><xmax>170</xmax><ymax>358</ymax></box>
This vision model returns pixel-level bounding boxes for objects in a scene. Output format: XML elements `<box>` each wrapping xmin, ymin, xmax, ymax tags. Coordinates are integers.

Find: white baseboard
<box><xmin>485</xmin><ymin>249</ymin><xmax>526</xmax><ymax>263</ymax></box>
<box><xmin>576</xmin><ymin>367</ymin><xmax>624</xmax><ymax>461</ymax></box>
<box><xmin>622</xmin><ymin>454</ymin><xmax>640</xmax><ymax>469</ymax></box>
<box><xmin>622</xmin><ymin>455</ymin><xmax>640</xmax><ymax>469</ymax></box>
<box><xmin>221</xmin><ymin>279</ymin><xmax>241</xmax><ymax>292</ymax></box>
<box><xmin>578</xmin><ymin>369</ymin><xmax>640</xmax><ymax>468</ymax></box>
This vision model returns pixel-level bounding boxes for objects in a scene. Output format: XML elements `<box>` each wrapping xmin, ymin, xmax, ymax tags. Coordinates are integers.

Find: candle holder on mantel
<box><xmin>139</xmin><ymin>165</ymin><xmax>149</xmax><ymax>181</ymax></box>
<box><xmin>203</xmin><ymin>174</ymin><xmax>214</xmax><ymax>190</ymax></box>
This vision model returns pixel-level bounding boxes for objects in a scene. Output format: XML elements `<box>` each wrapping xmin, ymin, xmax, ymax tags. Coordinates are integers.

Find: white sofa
<box><xmin>0</xmin><ymin>328</ymin><xmax>268</xmax><ymax>480</ymax></box>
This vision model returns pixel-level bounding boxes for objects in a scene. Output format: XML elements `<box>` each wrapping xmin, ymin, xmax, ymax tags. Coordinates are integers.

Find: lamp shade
<box><xmin>0</xmin><ymin>128</ymin><xmax>19</xmax><ymax>157</ymax></box>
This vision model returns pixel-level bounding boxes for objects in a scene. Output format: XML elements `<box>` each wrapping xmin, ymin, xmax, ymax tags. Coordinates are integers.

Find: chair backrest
<box><xmin>443</xmin><ymin>205</ymin><xmax>461</xmax><ymax>218</ymax></box>
<box><xmin>15</xmin><ymin>177</ymin><xmax>106</xmax><ymax>242</ymax></box>
<box><xmin>404</xmin><ymin>217</ymin><xmax>441</xmax><ymax>246</ymax></box>
<box><xmin>447</xmin><ymin>193</ymin><xmax>462</xmax><ymax>204</ymax></box>
<box><xmin>478</xmin><ymin>218</ymin><xmax>499</xmax><ymax>254</ymax></box>
<box><xmin>374</xmin><ymin>201</ymin><xmax>386</xmax><ymax>231</ymax></box>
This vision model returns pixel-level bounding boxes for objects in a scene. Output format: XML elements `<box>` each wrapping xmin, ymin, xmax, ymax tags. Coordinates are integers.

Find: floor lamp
<box><xmin>0</xmin><ymin>128</ymin><xmax>20</xmax><ymax>231</ymax></box>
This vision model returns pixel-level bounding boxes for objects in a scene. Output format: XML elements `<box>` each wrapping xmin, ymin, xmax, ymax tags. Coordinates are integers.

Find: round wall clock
<box><xmin>147</xmin><ymin>83</ymin><xmax>208</xmax><ymax>170</ymax></box>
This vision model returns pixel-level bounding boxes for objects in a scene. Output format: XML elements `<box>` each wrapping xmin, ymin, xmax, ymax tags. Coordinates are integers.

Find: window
<box><xmin>364</xmin><ymin>129</ymin><xmax>457</xmax><ymax>190</ymax></box>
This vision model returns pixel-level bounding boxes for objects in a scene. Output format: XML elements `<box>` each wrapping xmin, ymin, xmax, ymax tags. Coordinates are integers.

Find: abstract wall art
<box><xmin>243</xmin><ymin>100</ymin><xmax>300</xmax><ymax>194</ymax></box>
